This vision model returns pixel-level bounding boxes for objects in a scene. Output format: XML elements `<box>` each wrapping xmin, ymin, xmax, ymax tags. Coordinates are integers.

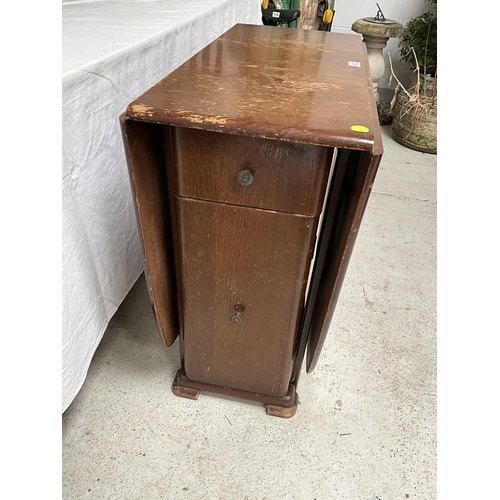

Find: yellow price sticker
<box><xmin>350</xmin><ymin>125</ymin><xmax>370</xmax><ymax>133</ymax></box>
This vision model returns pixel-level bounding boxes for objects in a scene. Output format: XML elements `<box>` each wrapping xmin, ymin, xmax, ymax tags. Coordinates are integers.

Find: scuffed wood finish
<box><xmin>120</xmin><ymin>119</ymin><xmax>179</xmax><ymax>347</ymax></box>
<box><xmin>126</xmin><ymin>24</ymin><xmax>379</xmax><ymax>152</ymax></box>
<box><xmin>122</xmin><ymin>24</ymin><xmax>384</xmax><ymax>415</ymax></box>
<box><xmin>176</xmin><ymin>196</ymin><xmax>318</xmax><ymax>397</ymax></box>
<box><xmin>171</xmin><ymin>127</ymin><xmax>331</xmax><ymax>216</ymax></box>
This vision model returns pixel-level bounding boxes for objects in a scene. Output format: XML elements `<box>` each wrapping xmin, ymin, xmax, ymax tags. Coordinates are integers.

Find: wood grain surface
<box><xmin>126</xmin><ymin>24</ymin><xmax>381</xmax><ymax>153</ymax></box>
<box><xmin>122</xmin><ymin>24</ymin><xmax>384</xmax><ymax>404</ymax></box>
<box><xmin>172</xmin><ymin>127</ymin><xmax>332</xmax><ymax>216</ymax></box>
<box><xmin>121</xmin><ymin>119</ymin><xmax>179</xmax><ymax>347</ymax></box>
<box><xmin>176</xmin><ymin>196</ymin><xmax>317</xmax><ymax>397</ymax></box>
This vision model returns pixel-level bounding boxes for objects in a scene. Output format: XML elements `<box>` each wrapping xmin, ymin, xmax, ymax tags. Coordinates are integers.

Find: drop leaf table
<box><xmin>121</xmin><ymin>24</ymin><xmax>383</xmax><ymax>417</ymax></box>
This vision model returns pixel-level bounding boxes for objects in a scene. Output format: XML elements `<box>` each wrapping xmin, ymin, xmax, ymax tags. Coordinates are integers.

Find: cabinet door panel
<box><xmin>177</xmin><ymin>197</ymin><xmax>317</xmax><ymax>397</ymax></box>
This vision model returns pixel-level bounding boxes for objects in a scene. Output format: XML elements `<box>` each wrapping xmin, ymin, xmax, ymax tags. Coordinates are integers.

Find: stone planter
<box><xmin>392</xmin><ymin>87</ymin><xmax>437</xmax><ymax>154</ymax></box>
<box><xmin>351</xmin><ymin>18</ymin><xmax>403</xmax><ymax>103</ymax></box>
<box><xmin>351</xmin><ymin>17</ymin><xmax>403</xmax><ymax>125</ymax></box>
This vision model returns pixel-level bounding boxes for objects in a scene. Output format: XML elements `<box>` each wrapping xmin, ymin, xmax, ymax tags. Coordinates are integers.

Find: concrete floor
<box><xmin>62</xmin><ymin>125</ymin><xmax>437</xmax><ymax>500</ymax></box>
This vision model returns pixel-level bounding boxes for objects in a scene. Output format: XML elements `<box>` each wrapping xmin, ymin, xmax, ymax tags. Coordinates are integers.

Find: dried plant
<box><xmin>388</xmin><ymin>50</ymin><xmax>436</xmax><ymax>141</ymax></box>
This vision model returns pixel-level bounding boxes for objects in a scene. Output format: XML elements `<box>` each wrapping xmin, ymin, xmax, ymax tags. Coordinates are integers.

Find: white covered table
<box><xmin>62</xmin><ymin>0</ymin><xmax>261</xmax><ymax>412</ymax></box>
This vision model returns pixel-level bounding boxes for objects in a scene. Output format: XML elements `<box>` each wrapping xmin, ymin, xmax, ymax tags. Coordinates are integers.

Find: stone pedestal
<box><xmin>351</xmin><ymin>18</ymin><xmax>403</xmax><ymax>123</ymax></box>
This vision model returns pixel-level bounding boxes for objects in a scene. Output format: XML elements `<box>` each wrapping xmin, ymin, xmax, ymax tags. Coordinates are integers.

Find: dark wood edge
<box><xmin>162</xmin><ymin>126</ymin><xmax>185</xmax><ymax>361</ymax></box>
<box><xmin>119</xmin><ymin>114</ymin><xmax>160</xmax><ymax>336</ymax></box>
<box><xmin>291</xmin><ymin>147</ymin><xmax>349</xmax><ymax>384</ymax></box>
<box><xmin>305</xmin><ymin>151</ymin><xmax>382</xmax><ymax>373</ymax></box>
<box><xmin>172</xmin><ymin>368</ymin><xmax>298</xmax><ymax>409</ymax></box>
<box><xmin>120</xmin><ymin>116</ymin><xmax>179</xmax><ymax>347</ymax></box>
<box><xmin>123</xmin><ymin>110</ymin><xmax>377</xmax><ymax>154</ymax></box>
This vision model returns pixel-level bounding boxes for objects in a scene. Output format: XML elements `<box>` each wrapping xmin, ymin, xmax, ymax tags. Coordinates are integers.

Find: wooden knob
<box><xmin>237</xmin><ymin>169</ymin><xmax>253</xmax><ymax>186</ymax></box>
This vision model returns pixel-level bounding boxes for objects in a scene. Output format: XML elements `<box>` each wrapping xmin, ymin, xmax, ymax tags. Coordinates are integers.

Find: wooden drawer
<box><xmin>170</xmin><ymin>127</ymin><xmax>332</xmax><ymax>216</ymax></box>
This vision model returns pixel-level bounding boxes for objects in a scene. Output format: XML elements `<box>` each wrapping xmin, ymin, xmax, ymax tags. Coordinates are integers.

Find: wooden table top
<box><xmin>126</xmin><ymin>24</ymin><xmax>382</xmax><ymax>154</ymax></box>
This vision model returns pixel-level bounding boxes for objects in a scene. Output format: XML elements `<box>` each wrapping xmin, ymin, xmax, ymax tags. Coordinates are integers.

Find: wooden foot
<box><xmin>172</xmin><ymin>370</ymin><xmax>200</xmax><ymax>400</ymax></box>
<box><xmin>265</xmin><ymin>393</ymin><xmax>298</xmax><ymax>418</ymax></box>
<box><xmin>171</xmin><ymin>368</ymin><xmax>299</xmax><ymax>417</ymax></box>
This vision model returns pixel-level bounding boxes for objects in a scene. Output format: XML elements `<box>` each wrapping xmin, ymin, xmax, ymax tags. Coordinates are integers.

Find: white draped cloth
<box><xmin>62</xmin><ymin>0</ymin><xmax>262</xmax><ymax>411</ymax></box>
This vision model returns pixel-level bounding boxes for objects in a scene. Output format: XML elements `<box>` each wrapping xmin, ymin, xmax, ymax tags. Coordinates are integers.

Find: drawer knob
<box><xmin>237</xmin><ymin>169</ymin><xmax>253</xmax><ymax>186</ymax></box>
<box><xmin>231</xmin><ymin>304</ymin><xmax>245</xmax><ymax>324</ymax></box>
